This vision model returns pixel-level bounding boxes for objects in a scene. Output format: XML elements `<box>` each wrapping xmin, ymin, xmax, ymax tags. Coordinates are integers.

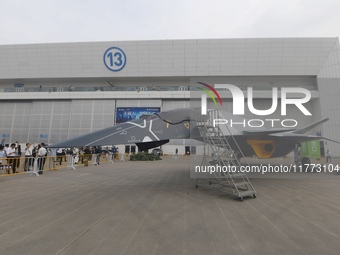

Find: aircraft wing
<box><xmin>267</xmin><ymin>117</ymin><xmax>340</xmax><ymax>144</ymax></box>
<box><xmin>242</xmin><ymin>129</ymin><xmax>296</xmax><ymax>135</ymax></box>
<box><xmin>49</xmin><ymin>109</ymin><xmax>193</xmax><ymax>148</ymax></box>
<box><xmin>241</xmin><ymin>118</ymin><xmax>330</xmax><ymax>136</ymax></box>
<box><xmin>269</xmin><ymin>133</ymin><xmax>340</xmax><ymax>144</ymax></box>
<box><xmin>292</xmin><ymin>118</ymin><xmax>329</xmax><ymax>134</ymax></box>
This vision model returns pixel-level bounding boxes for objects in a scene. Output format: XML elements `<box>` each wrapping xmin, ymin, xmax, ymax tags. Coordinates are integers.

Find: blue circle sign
<box><xmin>103</xmin><ymin>47</ymin><xmax>126</xmax><ymax>72</ymax></box>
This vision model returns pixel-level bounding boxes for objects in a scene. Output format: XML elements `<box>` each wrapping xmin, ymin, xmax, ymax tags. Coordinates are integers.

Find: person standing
<box><xmin>6</xmin><ymin>143</ymin><xmax>17</xmax><ymax>174</ymax></box>
<box><xmin>294</xmin><ymin>143</ymin><xmax>301</xmax><ymax>165</ymax></box>
<box><xmin>94</xmin><ymin>146</ymin><xmax>101</xmax><ymax>165</ymax></box>
<box><xmin>56</xmin><ymin>148</ymin><xmax>63</xmax><ymax>165</ymax></box>
<box><xmin>326</xmin><ymin>150</ymin><xmax>332</xmax><ymax>164</ymax></box>
<box><xmin>0</xmin><ymin>145</ymin><xmax>5</xmax><ymax>169</ymax></box>
<box><xmin>37</xmin><ymin>143</ymin><xmax>47</xmax><ymax>174</ymax></box>
<box><xmin>24</xmin><ymin>143</ymin><xmax>33</xmax><ymax>171</ymax></box>
<box><xmin>175</xmin><ymin>148</ymin><xmax>178</xmax><ymax>159</ymax></box>
<box><xmin>16</xmin><ymin>142</ymin><xmax>22</xmax><ymax>170</ymax></box>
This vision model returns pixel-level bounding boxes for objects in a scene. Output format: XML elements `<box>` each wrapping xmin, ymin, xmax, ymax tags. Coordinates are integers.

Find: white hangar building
<box><xmin>0</xmin><ymin>38</ymin><xmax>339</xmax><ymax>156</ymax></box>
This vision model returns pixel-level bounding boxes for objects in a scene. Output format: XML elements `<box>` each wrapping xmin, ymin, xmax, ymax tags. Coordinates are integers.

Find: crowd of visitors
<box><xmin>0</xmin><ymin>143</ymin><xmax>119</xmax><ymax>174</ymax></box>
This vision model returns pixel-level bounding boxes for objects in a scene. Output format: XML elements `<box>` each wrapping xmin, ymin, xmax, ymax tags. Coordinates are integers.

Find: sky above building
<box><xmin>1</xmin><ymin>0</ymin><xmax>339</xmax><ymax>45</ymax></box>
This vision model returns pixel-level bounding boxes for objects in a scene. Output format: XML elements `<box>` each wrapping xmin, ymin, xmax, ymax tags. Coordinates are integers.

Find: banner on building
<box><xmin>116</xmin><ymin>107</ymin><xmax>161</xmax><ymax>124</ymax></box>
<box><xmin>300</xmin><ymin>140</ymin><xmax>321</xmax><ymax>159</ymax></box>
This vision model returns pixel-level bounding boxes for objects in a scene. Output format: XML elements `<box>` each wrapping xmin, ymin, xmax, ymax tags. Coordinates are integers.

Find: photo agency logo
<box><xmin>197</xmin><ymin>82</ymin><xmax>312</xmax><ymax>128</ymax></box>
<box><xmin>197</xmin><ymin>82</ymin><xmax>223</xmax><ymax>115</ymax></box>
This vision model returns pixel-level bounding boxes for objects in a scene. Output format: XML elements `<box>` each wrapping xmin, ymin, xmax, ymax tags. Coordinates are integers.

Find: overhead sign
<box><xmin>116</xmin><ymin>107</ymin><xmax>160</xmax><ymax>124</ymax></box>
<box><xmin>103</xmin><ymin>47</ymin><xmax>126</xmax><ymax>72</ymax></box>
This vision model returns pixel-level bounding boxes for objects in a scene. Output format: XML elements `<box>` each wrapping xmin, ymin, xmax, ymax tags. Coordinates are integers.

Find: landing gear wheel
<box><xmin>239</xmin><ymin>197</ymin><xmax>243</xmax><ymax>202</ymax></box>
<box><xmin>253</xmin><ymin>194</ymin><xmax>256</xmax><ymax>198</ymax></box>
<box><xmin>301</xmin><ymin>157</ymin><xmax>311</xmax><ymax>172</ymax></box>
<box><xmin>196</xmin><ymin>184</ymin><xmax>198</xmax><ymax>189</ymax></box>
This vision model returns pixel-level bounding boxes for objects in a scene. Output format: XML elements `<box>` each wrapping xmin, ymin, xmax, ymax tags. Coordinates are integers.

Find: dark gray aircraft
<box><xmin>50</xmin><ymin>108</ymin><xmax>336</xmax><ymax>161</ymax></box>
<box><xmin>51</xmin><ymin>108</ymin><xmax>195</xmax><ymax>151</ymax></box>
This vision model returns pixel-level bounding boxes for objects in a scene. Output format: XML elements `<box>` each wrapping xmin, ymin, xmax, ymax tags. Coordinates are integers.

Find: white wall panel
<box><xmin>0</xmin><ymin>38</ymin><xmax>337</xmax><ymax>79</ymax></box>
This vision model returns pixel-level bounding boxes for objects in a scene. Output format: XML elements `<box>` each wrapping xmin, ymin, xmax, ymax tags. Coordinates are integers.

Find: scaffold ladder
<box><xmin>195</xmin><ymin>109</ymin><xmax>256</xmax><ymax>201</ymax></box>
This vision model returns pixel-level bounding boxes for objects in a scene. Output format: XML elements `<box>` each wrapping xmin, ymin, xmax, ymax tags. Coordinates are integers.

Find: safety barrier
<box><xmin>0</xmin><ymin>153</ymin><xmax>127</xmax><ymax>177</ymax></box>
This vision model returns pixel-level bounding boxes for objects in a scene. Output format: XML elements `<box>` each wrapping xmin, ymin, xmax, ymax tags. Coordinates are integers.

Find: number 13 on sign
<box><xmin>103</xmin><ymin>47</ymin><xmax>126</xmax><ymax>72</ymax></box>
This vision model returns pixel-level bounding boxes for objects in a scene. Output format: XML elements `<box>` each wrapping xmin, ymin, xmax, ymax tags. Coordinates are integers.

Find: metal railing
<box><xmin>2</xmin><ymin>85</ymin><xmax>189</xmax><ymax>93</ymax></box>
<box><xmin>1</xmin><ymin>85</ymin><xmax>318</xmax><ymax>93</ymax></box>
<box><xmin>0</xmin><ymin>153</ymin><xmax>128</xmax><ymax>176</ymax></box>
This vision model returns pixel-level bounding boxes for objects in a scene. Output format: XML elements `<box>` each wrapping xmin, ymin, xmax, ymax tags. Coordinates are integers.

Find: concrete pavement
<box><xmin>1</xmin><ymin>157</ymin><xmax>340</xmax><ymax>254</ymax></box>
